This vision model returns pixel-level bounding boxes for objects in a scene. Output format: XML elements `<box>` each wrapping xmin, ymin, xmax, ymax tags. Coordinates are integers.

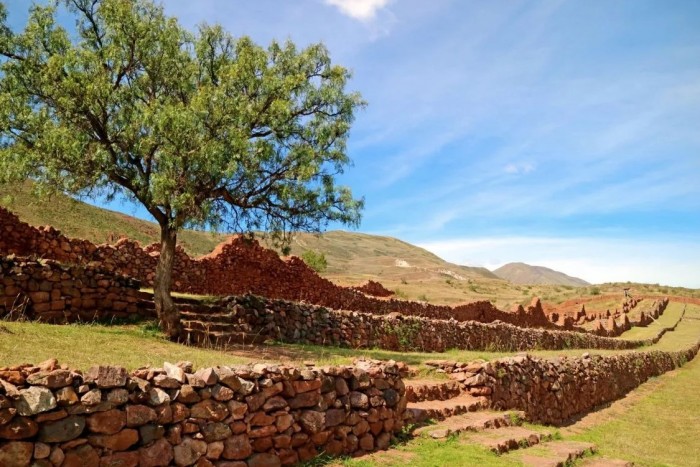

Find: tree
<box><xmin>0</xmin><ymin>0</ymin><xmax>364</xmax><ymax>338</ymax></box>
<box><xmin>301</xmin><ymin>250</ymin><xmax>328</xmax><ymax>273</ymax></box>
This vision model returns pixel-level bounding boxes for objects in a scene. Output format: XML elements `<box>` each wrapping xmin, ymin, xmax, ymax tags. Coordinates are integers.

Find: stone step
<box><xmin>407</xmin><ymin>393</ymin><xmax>486</xmax><ymax>423</ymax></box>
<box><xmin>405</xmin><ymin>379</ymin><xmax>462</xmax><ymax>403</ymax></box>
<box><xmin>519</xmin><ymin>440</ymin><xmax>597</xmax><ymax>467</ymax></box>
<box><xmin>414</xmin><ymin>410</ymin><xmax>525</xmax><ymax>439</ymax></box>
<box><xmin>181</xmin><ymin>319</ymin><xmax>246</xmax><ymax>333</ymax></box>
<box><xmin>579</xmin><ymin>458</ymin><xmax>634</xmax><ymax>467</ymax></box>
<box><xmin>181</xmin><ymin>328</ymin><xmax>266</xmax><ymax>347</ymax></box>
<box><xmin>468</xmin><ymin>426</ymin><xmax>553</xmax><ymax>454</ymax></box>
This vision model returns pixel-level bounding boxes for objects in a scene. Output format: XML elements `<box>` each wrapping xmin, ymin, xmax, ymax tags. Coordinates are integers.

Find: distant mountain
<box><xmin>493</xmin><ymin>262</ymin><xmax>590</xmax><ymax>286</ymax></box>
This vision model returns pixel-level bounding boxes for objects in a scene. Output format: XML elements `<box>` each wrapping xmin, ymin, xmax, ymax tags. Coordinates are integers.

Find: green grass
<box><xmin>619</xmin><ymin>301</ymin><xmax>685</xmax><ymax>341</ymax></box>
<box><xmin>0</xmin><ymin>320</ymin><xmax>252</xmax><ymax>370</ymax></box>
<box><xmin>568</xmin><ymin>346</ymin><xmax>700</xmax><ymax>465</ymax></box>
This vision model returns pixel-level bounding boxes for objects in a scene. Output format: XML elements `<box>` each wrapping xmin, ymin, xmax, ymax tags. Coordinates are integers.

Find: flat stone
<box><xmin>349</xmin><ymin>391</ymin><xmax>369</xmax><ymax>409</ymax></box>
<box><xmin>0</xmin><ymin>416</ymin><xmax>39</xmax><ymax>439</ymax></box>
<box><xmin>107</xmin><ymin>388</ymin><xmax>130</xmax><ymax>405</ymax></box>
<box><xmin>154</xmin><ymin>374</ymin><xmax>181</xmax><ymax>389</ymax></box>
<box><xmin>288</xmin><ymin>391</ymin><xmax>320</xmax><ymax>409</ymax></box>
<box><xmin>0</xmin><ymin>441</ymin><xmax>33</xmax><ymax>467</ymax></box>
<box><xmin>173</xmin><ymin>437</ymin><xmax>207</xmax><ymax>466</ymax></box>
<box><xmin>26</xmin><ymin>369</ymin><xmax>73</xmax><ymax>388</ymax></box>
<box><xmin>248</xmin><ymin>453</ymin><xmax>282</xmax><ymax>467</ymax></box>
<box><xmin>193</xmin><ymin>368</ymin><xmax>218</xmax><ymax>386</ymax></box>
<box><xmin>139</xmin><ymin>424</ymin><xmax>165</xmax><ymax>444</ymax></box>
<box><xmin>299</xmin><ymin>411</ymin><xmax>325</xmax><ymax>434</ymax></box>
<box><xmin>85</xmin><ymin>366</ymin><xmax>128</xmax><ymax>388</ymax></box>
<box><xmin>80</xmin><ymin>389</ymin><xmax>102</xmax><ymax>406</ymax></box>
<box><xmin>34</xmin><ymin>441</ymin><xmax>51</xmax><ymax>459</ymax></box>
<box><xmin>86</xmin><ymin>409</ymin><xmax>125</xmax><ymax>434</ymax></box>
<box><xmin>38</xmin><ymin>415</ymin><xmax>85</xmax><ymax>443</ymax></box>
<box><xmin>98</xmin><ymin>451</ymin><xmax>140</xmax><ymax>467</ymax></box>
<box><xmin>61</xmin><ymin>443</ymin><xmax>100</xmax><ymax>467</ymax></box>
<box><xmin>214</xmin><ymin>368</ymin><xmax>242</xmax><ymax>391</ymax></box>
<box><xmin>126</xmin><ymin>405</ymin><xmax>157</xmax><ymax>427</ymax></box>
<box><xmin>16</xmin><ymin>386</ymin><xmax>57</xmax><ymax>416</ymax></box>
<box><xmin>190</xmin><ymin>399</ymin><xmax>229</xmax><ymax>422</ymax></box>
<box><xmin>88</xmin><ymin>428</ymin><xmax>139</xmax><ymax>451</ymax></box>
<box><xmin>201</xmin><ymin>422</ymin><xmax>232</xmax><ymax>442</ymax></box>
<box><xmin>139</xmin><ymin>438</ymin><xmax>173</xmax><ymax>467</ymax></box>
<box><xmin>222</xmin><ymin>434</ymin><xmax>252</xmax><ymax>460</ymax></box>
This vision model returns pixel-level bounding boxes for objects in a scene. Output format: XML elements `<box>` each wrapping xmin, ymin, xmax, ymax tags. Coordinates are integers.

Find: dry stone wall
<box><xmin>0</xmin><ymin>358</ymin><xmax>407</xmax><ymax>467</ymax></box>
<box><xmin>0</xmin><ymin>207</ymin><xmax>558</xmax><ymax>329</ymax></box>
<box><xmin>0</xmin><ymin>257</ymin><xmax>152</xmax><ymax>322</ymax></box>
<box><xmin>181</xmin><ymin>295</ymin><xmax>649</xmax><ymax>353</ymax></box>
<box><xmin>426</xmin><ymin>337</ymin><xmax>700</xmax><ymax>425</ymax></box>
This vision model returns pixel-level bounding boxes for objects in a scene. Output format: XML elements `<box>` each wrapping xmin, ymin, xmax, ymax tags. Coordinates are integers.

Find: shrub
<box><xmin>301</xmin><ymin>250</ymin><xmax>328</xmax><ymax>273</ymax></box>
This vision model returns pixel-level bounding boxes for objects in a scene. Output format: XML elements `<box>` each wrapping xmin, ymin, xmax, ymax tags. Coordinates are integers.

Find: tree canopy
<box><xmin>0</xmin><ymin>0</ymin><xmax>364</xmax><ymax>337</ymax></box>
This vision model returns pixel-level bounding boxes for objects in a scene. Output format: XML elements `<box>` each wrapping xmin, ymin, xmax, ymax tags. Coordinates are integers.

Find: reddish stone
<box><xmin>173</xmin><ymin>437</ymin><xmax>207</xmax><ymax>466</ymax></box>
<box><xmin>0</xmin><ymin>370</ymin><xmax>25</xmax><ymax>385</ymax></box>
<box><xmin>86</xmin><ymin>409</ymin><xmax>126</xmax><ymax>434</ymax></box>
<box><xmin>248</xmin><ymin>425</ymin><xmax>277</xmax><ymax>439</ymax></box>
<box><xmin>222</xmin><ymin>434</ymin><xmax>252</xmax><ymax>460</ymax></box>
<box><xmin>62</xmin><ymin>444</ymin><xmax>100</xmax><ymax>467</ymax></box>
<box><xmin>226</xmin><ymin>401</ymin><xmax>247</xmax><ymax>420</ymax></box>
<box><xmin>98</xmin><ymin>451</ymin><xmax>140</xmax><ymax>467</ymax></box>
<box><xmin>311</xmin><ymin>430</ymin><xmax>331</xmax><ymax>446</ymax></box>
<box><xmin>275</xmin><ymin>413</ymin><xmax>294</xmax><ymax>432</ymax></box>
<box><xmin>273</xmin><ymin>434</ymin><xmax>292</xmax><ymax>449</ymax></box>
<box><xmin>297</xmin><ymin>444</ymin><xmax>318</xmax><ymax>462</ymax></box>
<box><xmin>262</xmin><ymin>396</ymin><xmax>287</xmax><ymax>411</ymax></box>
<box><xmin>278</xmin><ymin>449</ymin><xmax>299</xmax><ymax>466</ymax></box>
<box><xmin>190</xmin><ymin>400</ymin><xmax>229</xmax><ymax>422</ymax></box>
<box><xmin>248</xmin><ymin>453</ymin><xmax>282</xmax><ymax>467</ymax></box>
<box><xmin>88</xmin><ymin>428</ymin><xmax>139</xmax><ymax>451</ymax></box>
<box><xmin>155</xmin><ymin>403</ymin><xmax>173</xmax><ymax>424</ymax></box>
<box><xmin>138</xmin><ymin>438</ymin><xmax>174</xmax><ymax>467</ymax></box>
<box><xmin>201</xmin><ymin>422</ymin><xmax>232</xmax><ymax>442</ymax></box>
<box><xmin>249</xmin><ymin>412</ymin><xmax>275</xmax><ymax>426</ymax></box>
<box><xmin>229</xmin><ymin>420</ymin><xmax>247</xmax><ymax>434</ymax></box>
<box><xmin>85</xmin><ymin>366</ymin><xmax>127</xmax><ymax>388</ymax></box>
<box><xmin>288</xmin><ymin>392</ymin><xmax>320</xmax><ymax>409</ymax></box>
<box><xmin>245</xmin><ymin>392</ymin><xmax>267</xmax><ymax>412</ymax></box>
<box><xmin>252</xmin><ymin>436</ymin><xmax>273</xmax><ymax>452</ymax></box>
<box><xmin>292</xmin><ymin>380</ymin><xmax>321</xmax><ymax>393</ymax></box>
<box><xmin>171</xmin><ymin>402</ymin><xmax>190</xmax><ymax>423</ymax></box>
<box><xmin>299</xmin><ymin>411</ymin><xmax>325</xmax><ymax>434</ymax></box>
<box><xmin>0</xmin><ymin>441</ymin><xmax>33</xmax><ymax>467</ymax></box>
<box><xmin>126</xmin><ymin>404</ymin><xmax>156</xmax><ymax>427</ymax></box>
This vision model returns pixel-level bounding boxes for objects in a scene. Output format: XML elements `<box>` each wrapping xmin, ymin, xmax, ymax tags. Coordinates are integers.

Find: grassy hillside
<box><xmin>0</xmin><ymin>181</ymin><xmax>228</xmax><ymax>257</ymax></box>
<box><xmin>2</xmin><ymin>182</ymin><xmax>697</xmax><ymax>308</ymax></box>
<box><xmin>493</xmin><ymin>262</ymin><xmax>590</xmax><ymax>286</ymax></box>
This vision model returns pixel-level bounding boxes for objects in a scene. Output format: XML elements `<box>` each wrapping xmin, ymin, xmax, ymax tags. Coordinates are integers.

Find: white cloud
<box><xmin>324</xmin><ymin>0</ymin><xmax>393</xmax><ymax>21</ymax></box>
<box><xmin>416</xmin><ymin>236</ymin><xmax>700</xmax><ymax>289</ymax></box>
<box><xmin>504</xmin><ymin>162</ymin><xmax>535</xmax><ymax>175</ymax></box>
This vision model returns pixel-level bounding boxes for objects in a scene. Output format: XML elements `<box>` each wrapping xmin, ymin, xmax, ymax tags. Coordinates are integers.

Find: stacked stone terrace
<box><xmin>0</xmin><ymin>206</ymin><xmax>562</xmax><ymax>329</ymax></box>
<box><xmin>0</xmin><ymin>358</ymin><xmax>407</xmax><ymax>466</ymax></box>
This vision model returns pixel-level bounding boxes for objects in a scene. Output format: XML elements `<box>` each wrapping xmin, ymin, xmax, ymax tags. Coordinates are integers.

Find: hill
<box><xmin>493</xmin><ymin>262</ymin><xmax>590</xmax><ymax>286</ymax></box>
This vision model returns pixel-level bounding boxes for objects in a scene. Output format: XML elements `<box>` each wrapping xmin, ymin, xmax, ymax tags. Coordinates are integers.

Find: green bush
<box><xmin>301</xmin><ymin>250</ymin><xmax>328</xmax><ymax>273</ymax></box>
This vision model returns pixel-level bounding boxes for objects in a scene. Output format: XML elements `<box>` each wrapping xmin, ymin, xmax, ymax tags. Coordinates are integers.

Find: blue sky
<box><xmin>4</xmin><ymin>1</ymin><xmax>700</xmax><ymax>287</ymax></box>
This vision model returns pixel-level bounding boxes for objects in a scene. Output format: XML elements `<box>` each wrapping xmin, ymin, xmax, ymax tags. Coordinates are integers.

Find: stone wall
<box><xmin>0</xmin><ymin>257</ymin><xmax>152</xmax><ymax>323</ymax></box>
<box><xmin>0</xmin><ymin>359</ymin><xmax>407</xmax><ymax>466</ymax></box>
<box><xmin>424</xmin><ymin>335</ymin><xmax>700</xmax><ymax>425</ymax></box>
<box><xmin>0</xmin><ymin>207</ymin><xmax>558</xmax><ymax>329</ymax></box>
<box><xmin>181</xmin><ymin>295</ymin><xmax>650</xmax><ymax>353</ymax></box>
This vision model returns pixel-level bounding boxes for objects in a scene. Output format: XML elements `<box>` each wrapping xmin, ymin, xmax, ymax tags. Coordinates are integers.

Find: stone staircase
<box><xmin>403</xmin><ymin>379</ymin><xmax>634</xmax><ymax>467</ymax></box>
<box><xmin>175</xmin><ymin>301</ymin><xmax>267</xmax><ymax>347</ymax></box>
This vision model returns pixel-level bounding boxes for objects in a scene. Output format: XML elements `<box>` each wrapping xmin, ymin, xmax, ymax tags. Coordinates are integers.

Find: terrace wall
<box><xmin>182</xmin><ymin>295</ymin><xmax>648</xmax><ymax>353</ymax></box>
<box><xmin>0</xmin><ymin>207</ymin><xmax>556</xmax><ymax>329</ymax></box>
<box><xmin>0</xmin><ymin>257</ymin><xmax>152</xmax><ymax>322</ymax></box>
<box><xmin>425</xmin><ymin>335</ymin><xmax>700</xmax><ymax>425</ymax></box>
<box><xmin>0</xmin><ymin>359</ymin><xmax>407</xmax><ymax>466</ymax></box>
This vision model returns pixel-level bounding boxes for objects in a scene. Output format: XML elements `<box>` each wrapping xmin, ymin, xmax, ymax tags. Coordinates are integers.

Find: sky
<box><xmin>3</xmin><ymin>0</ymin><xmax>700</xmax><ymax>287</ymax></box>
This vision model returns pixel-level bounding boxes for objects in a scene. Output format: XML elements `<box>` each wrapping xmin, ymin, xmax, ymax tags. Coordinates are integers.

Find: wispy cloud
<box><xmin>504</xmin><ymin>163</ymin><xmax>535</xmax><ymax>175</ymax></box>
<box><xmin>324</xmin><ymin>0</ymin><xmax>393</xmax><ymax>22</ymax></box>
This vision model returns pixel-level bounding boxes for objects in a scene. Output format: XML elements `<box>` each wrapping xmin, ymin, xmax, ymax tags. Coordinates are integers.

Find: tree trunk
<box><xmin>154</xmin><ymin>225</ymin><xmax>181</xmax><ymax>339</ymax></box>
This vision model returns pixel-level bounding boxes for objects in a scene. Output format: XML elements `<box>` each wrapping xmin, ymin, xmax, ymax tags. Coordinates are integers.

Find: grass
<box><xmin>567</xmin><ymin>317</ymin><xmax>700</xmax><ymax>466</ymax></box>
<box><xmin>0</xmin><ymin>320</ymin><xmax>252</xmax><ymax>370</ymax></box>
<box><xmin>619</xmin><ymin>302</ymin><xmax>685</xmax><ymax>341</ymax></box>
